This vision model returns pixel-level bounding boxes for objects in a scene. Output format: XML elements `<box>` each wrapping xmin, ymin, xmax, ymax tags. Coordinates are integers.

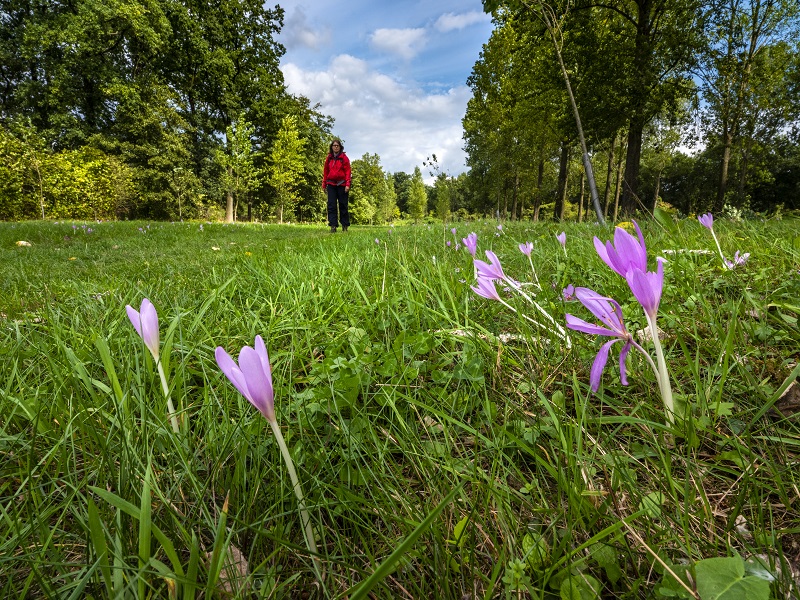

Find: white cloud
<box><xmin>434</xmin><ymin>11</ymin><xmax>491</xmax><ymax>33</ymax></box>
<box><xmin>282</xmin><ymin>56</ymin><xmax>470</xmax><ymax>179</ymax></box>
<box><xmin>369</xmin><ymin>28</ymin><xmax>427</xmax><ymax>60</ymax></box>
<box><xmin>282</xmin><ymin>6</ymin><xmax>330</xmax><ymax>50</ymax></box>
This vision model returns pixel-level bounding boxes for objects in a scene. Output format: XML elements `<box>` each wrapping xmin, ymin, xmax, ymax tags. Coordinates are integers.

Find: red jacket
<box><xmin>322</xmin><ymin>152</ymin><xmax>351</xmax><ymax>188</ymax></box>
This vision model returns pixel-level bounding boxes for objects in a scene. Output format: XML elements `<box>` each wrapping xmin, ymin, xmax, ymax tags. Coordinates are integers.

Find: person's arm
<box><xmin>344</xmin><ymin>156</ymin><xmax>351</xmax><ymax>191</ymax></box>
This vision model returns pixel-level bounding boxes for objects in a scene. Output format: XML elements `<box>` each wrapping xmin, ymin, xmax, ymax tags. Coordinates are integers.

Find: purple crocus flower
<box><xmin>375</xmin><ymin>238</ymin><xmax>380</xmax><ymax>245</ymax></box>
<box><xmin>519</xmin><ymin>242</ymin><xmax>533</xmax><ymax>257</ymax></box>
<box><xmin>562</xmin><ymin>284</ymin><xmax>575</xmax><ymax>301</ymax></box>
<box><xmin>471</xmin><ymin>276</ymin><xmax>501</xmax><ymax>301</ymax></box>
<box><xmin>625</xmin><ymin>258</ymin><xmax>665</xmax><ymax>318</ymax></box>
<box><xmin>724</xmin><ymin>251</ymin><xmax>750</xmax><ymax>269</ymax></box>
<box><xmin>446</xmin><ymin>240</ymin><xmax>452</xmax><ymax>247</ymax></box>
<box><xmin>215</xmin><ymin>335</ymin><xmax>275</xmax><ymax>423</ymax></box>
<box><xmin>698</xmin><ymin>213</ymin><xmax>714</xmax><ymax>230</ymax></box>
<box><xmin>556</xmin><ymin>232</ymin><xmax>566</xmax><ymax>247</ymax></box>
<box><xmin>566</xmin><ymin>288</ymin><xmax>634</xmax><ymax>392</ymax></box>
<box><xmin>474</xmin><ymin>250</ymin><xmax>509</xmax><ymax>281</ymax></box>
<box><xmin>462</xmin><ymin>232</ymin><xmax>478</xmax><ymax>257</ymax></box>
<box><xmin>593</xmin><ymin>220</ymin><xmax>648</xmax><ymax>278</ymax></box>
<box><xmin>126</xmin><ymin>298</ymin><xmax>160</xmax><ymax>360</ymax></box>
<box><xmin>451</xmin><ymin>228</ymin><xmax>457</xmax><ymax>235</ymax></box>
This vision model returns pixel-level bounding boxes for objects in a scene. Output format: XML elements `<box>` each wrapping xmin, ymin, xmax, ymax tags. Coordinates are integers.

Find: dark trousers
<box><xmin>326</xmin><ymin>185</ymin><xmax>349</xmax><ymax>228</ymax></box>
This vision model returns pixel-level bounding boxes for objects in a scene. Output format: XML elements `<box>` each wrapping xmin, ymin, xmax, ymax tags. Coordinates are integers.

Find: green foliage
<box><xmin>0</xmin><ymin>123</ymin><xmax>134</xmax><ymax>220</ymax></box>
<box><xmin>408</xmin><ymin>166</ymin><xmax>428</xmax><ymax>222</ymax></box>
<box><xmin>0</xmin><ymin>0</ymin><xmax>332</xmax><ymax>220</ymax></box>
<box><xmin>435</xmin><ymin>174</ymin><xmax>452</xmax><ymax>222</ymax></box>
<box><xmin>694</xmin><ymin>557</ymin><xmax>771</xmax><ymax>600</ymax></box>
<box><xmin>263</xmin><ymin>115</ymin><xmax>305</xmax><ymax>223</ymax></box>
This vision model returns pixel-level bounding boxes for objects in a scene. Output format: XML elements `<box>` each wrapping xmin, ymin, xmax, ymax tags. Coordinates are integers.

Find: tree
<box><xmin>265</xmin><ymin>115</ymin><xmax>305</xmax><ymax>223</ymax></box>
<box><xmin>0</xmin><ymin>0</ymin><xmax>302</xmax><ymax>219</ymax></box>
<box><xmin>376</xmin><ymin>174</ymin><xmax>399</xmax><ymax>223</ymax></box>
<box><xmin>350</xmin><ymin>153</ymin><xmax>386</xmax><ymax>224</ymax></box>
<box><xmin>283</xmin><ymin>95</ymin><xmax>334</xmax><ymax>223</ymax></box>
<box><xmin>516</xmin><ymin>0</ymin><xmax>605</xmax><ymax>222</ymax></box>
<box><xmin>216</xmin><ymin>116</ymin><xmax>263</xmax><ymax>222</ymax></box>
<box><xmin>483</xmin><ymin>0</ymin><xmax>702</xmax><ymax>216</ymax></box>
<box><xmin>434</xmin><ymin>174</ymin><xmax>452</xmax><ymax>222</ymax></box>
<box><xmin>698</xmin><ymin>0</ymin><xmax>799</xmax><ymax>210</ymax></box>
<box><xmin>408</xmin><ymin>167</ymin><xmax>428</xmax><ymax>222</ymax></box>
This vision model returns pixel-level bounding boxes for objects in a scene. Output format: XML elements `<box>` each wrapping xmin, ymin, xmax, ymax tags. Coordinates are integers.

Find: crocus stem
<box><xmin>381</xmin><ymin>242</ymin><xmax>388</xmax><ymax>299</ymax></box>
<box><xmin>643</xmin><ymin>313</ymin><xmax>675</xmax><ymax>425</ymax></box>
<box><xmin>510</xmin><ymin>283</ymin><xmax>571</xmax><ymax>348</ymax></box>
<box><xmin>156</xmin><ymin>361</ymin><xmax>180</xmax><ymax>434</ymax></box>
<box><xmin>497</xmin><ymin>297</ymin><xmax>546</xmax><ymax>332</ymax></box>
<box><xmin>268</xmin><ymin>420</ymin><xmax>319</xmax><ymax>564</ymax></box>
<box><xmin>709</xmin><ymin>229</ymin><xmax>727</xmax><ymax>269</ymax></box>
<box><xmin>526</xmin><ymin>256</ymin><xmax>542</xmax><ymax>290</ymax></box>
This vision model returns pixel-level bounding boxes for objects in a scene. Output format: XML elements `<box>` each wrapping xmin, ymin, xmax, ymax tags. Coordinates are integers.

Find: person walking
<box><xmin>322</xmin><ymin>139</ymin><xmax>351</xmax><ymax>232</ymax></box>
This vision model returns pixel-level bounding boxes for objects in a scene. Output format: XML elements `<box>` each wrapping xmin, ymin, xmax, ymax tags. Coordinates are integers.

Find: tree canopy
<box><xmin>467</xmin><ymin>0</ymin><xmax>800</xmax><ymax>217</ymax></box>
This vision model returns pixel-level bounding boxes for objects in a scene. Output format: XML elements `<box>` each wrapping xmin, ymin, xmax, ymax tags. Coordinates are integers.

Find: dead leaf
<box><xmin>771</xmin><ymin>381</ymin><xmax>800</xmax><ymax>418</ymax></box>
<box><xmin>206</xmin><ymin>544</ymin><xmax>250</xmax><ymax>598</ymax></box>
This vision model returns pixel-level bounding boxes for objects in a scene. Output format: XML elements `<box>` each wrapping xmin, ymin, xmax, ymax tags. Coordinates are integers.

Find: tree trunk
<box><xmin>603</xmin><ymin>137</ymin><xmax>616</xmax><ymax>218</ymax></box>
<box><xmin>652</xmin><ymin>168</ymin><xmax>662</xmax><ymax>214</ymax></box>
<box><xmin>512</xmin><ymin>171</ymin><xmax>519</xmax><ymax>220</ymax></box>
<box><xmin>619</xmin><ymin>0</ymin><xmax>656</xmax><ymax>217</ymax></box>
<box><xmin>620</xmin><ymin>116</ymin><xmax>644</xmax><ymax>215</ymax></box>
<box><xmin>715</xmin><ymin>130</ymin><xmax>733</xmax><ymax>212</ymax></box>
<box><xmin>613</xmin><ymin>150</ymin><xmax>625</xmax><ymax>223</ymax></box>
<box><xmin>533</xmin><ymin>156</ymin><xmax>545</xmax><ymax>222</ymax></box>
<box><xmin>578</xmin><ymin>171</ymin><xmax>585</xmax><ymax>222</ymax></box>
<box><xmin>737</xmin><ymin>134</ymin><xmax>754</xmax><ymax>204</ymax></box>
<box><xmin>554</xmin><ymin>141</ymin><xmax>570</xmax><ymax>221</ymax></box>
<box><xmin>225</xmin><ymin>187</ymin><xmax>234</xmax><ymax>223</ymax></box>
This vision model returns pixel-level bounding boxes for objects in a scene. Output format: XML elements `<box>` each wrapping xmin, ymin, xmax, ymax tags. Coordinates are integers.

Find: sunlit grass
<box><xmin>1</xmin><ymin>217</ymin><xmax>799</xmax><ymax>598</ymax></box>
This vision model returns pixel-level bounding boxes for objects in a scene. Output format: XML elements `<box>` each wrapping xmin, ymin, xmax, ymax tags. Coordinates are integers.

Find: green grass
<box><xmin>1</xmin><ymin>217</ymin><xmax>799</xmax><ymax>599</ymax></box>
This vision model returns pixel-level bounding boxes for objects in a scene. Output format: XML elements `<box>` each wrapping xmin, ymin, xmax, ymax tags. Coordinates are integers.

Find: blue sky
<box><xmin>277</xmin><ymin>0</ymin><xmax>494</xmax><ymax>179</ymax></box>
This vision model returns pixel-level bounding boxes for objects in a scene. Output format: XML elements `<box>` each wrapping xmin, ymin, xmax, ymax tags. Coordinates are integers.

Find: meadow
<box><xmin>1</xmin><ymin>216</ymin><xmax>799</xmax><ymax>599</ymax></box>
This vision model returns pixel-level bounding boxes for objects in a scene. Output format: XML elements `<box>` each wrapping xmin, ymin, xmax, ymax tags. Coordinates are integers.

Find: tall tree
<box><xmin>376</xmin><ymin>174</ymin><xmax>398</xmax><ymax>223</ymax></box>
<box><xmin>265</xmin><ymin>115</ymin><xmax>305</xmax><ymax>223</ymax></box>
<box><xmin>218</xmin><ymin>116</ymin><xmax>263</xmax><ymax>222</ymax></box>
<box><xmin>393</xmin><ymin>171</ymin><xmax>412</xmax><ymax>215</ymax></box>
<box><xmin>408</xmin><ymin>167</ymin><xmax>428</xmax><ymax>222</ymax></box>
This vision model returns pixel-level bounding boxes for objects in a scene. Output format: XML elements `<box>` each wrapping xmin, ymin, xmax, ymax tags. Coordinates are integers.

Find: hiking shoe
<box><xmin>342</xmin><ymin>225</ymin><xmax>348</xmax><ymax>232</ymax></box>
<box><xmin>330</xmin><ymin>226</ymin><xmax>337</xmax><ymax>233</ymax></box>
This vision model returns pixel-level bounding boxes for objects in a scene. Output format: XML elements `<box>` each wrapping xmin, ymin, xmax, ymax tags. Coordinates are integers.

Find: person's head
<box><xmin>329</xmin><ymin>139</ymin><xmax>344</xmax><ymax>154</ymax></box>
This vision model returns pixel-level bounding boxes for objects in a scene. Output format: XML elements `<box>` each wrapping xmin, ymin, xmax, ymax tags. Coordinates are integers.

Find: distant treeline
<box><xmin>3</xmin><ymin>0</ymin><xmax>799</xmax><ymax>222</ymax></box>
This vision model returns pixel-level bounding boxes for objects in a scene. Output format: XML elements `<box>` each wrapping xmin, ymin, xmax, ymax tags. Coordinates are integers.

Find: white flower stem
<box><xmin>710</xmin><ymin>229</ymin><xmax>728</xmax><ymax>269</ymax></box>
<box><xmin>156</xmin><ymin>360</ymin><xmax>180</xmax><ymax>434</ymax></box>
<box><xmin>643</xmin><ymin>313</ymin><xmax>675</xmax><ymax>425</ymax></box>
<box><xmin>526</xmin><ymin>256</ymin><xmax>542</xmax><ymax>290</ymax></box>
<box><xmin>269</xmin><ymin>420</ymin><xmax>320</xmax><ymax>566</ymax></box>
<box><xmin>509</xmin><ymin>282</ymin><xmax>571</xmax><ymax>348</ymax></box>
